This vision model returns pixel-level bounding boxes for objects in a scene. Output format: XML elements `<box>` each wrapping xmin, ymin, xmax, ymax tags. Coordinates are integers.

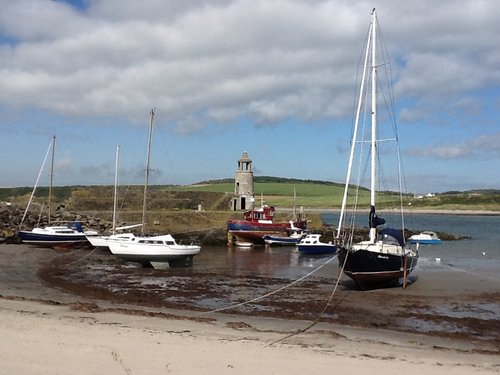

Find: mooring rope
<box><xmin>200</xmin><ymin>254</ymin><xmax>338</xmax><ymax>315</ymax></box>
<box><xmin>67</xmin><ymin>246</ymin><xmax>101</xmax><ymax>264</ymax></box>
<box><xmin>265</xmin><ymin>250</ymin><xmax>349</xmax><ymax>347</ymax></box>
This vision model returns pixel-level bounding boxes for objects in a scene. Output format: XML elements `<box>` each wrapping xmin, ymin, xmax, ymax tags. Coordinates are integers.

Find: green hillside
<box><xmin>181</xmin><ymin>176</ymin><xmax>403</xmax><ymax>208</ymax></box>
<box><xmin>1</xmin><ymin>177</ymin><xmax>499</xmax><ymax>212</ymax></box>
<box><xmin>182</xmin><ymin>182</ymin><xmax>356</xmax><ymax>208</ymax></box>
<box><xmin>179</xmin><ymin>177</ymin><xmax>500</xmax><ymax>211</ymax></box>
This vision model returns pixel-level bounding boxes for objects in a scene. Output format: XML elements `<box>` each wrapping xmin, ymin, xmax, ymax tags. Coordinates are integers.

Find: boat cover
<box><xmin>369</xmin><ymin>205</ymin><xmax>385</xmax><ymax>228</ymax></box>
<box><xmin>68</xmin><ymin>222</ymin><xmax>84</xmax><ymax>232</ymax></box>
<box><xmin>379</xmin><ymin>228</ymin><xmax>405</xmax><ymax>246</ymax></box>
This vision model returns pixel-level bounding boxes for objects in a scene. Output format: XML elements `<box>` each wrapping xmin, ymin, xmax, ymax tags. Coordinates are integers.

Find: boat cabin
<box><xmin>243</xmin><ymin>205</ymin><xmax>275</xmax><ymax>223</ymax></box>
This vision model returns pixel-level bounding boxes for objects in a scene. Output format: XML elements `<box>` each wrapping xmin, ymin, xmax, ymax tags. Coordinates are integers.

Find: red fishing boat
<box><xmin>227</xmin><ymin>205</ymin><xmax>307</xmax><ymax>246</ymax></box>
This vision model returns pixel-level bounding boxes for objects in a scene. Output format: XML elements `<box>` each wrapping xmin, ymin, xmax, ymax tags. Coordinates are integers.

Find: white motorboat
<box><xmin>263</xmin><ymin>226</ymin><xmax>306</xmax><ymax>245</ymax></box>
<box><xmin>297</xmin><ymin>234</ymin><xmax>336</xmax><ymax>254</ymax></box>
<box><xmin>409</xmin><ymin>231</ymin><xmax>442</xmax><ymax>244</ymax></box>
<box><xmin>107</xmin><ymin>233</ymin><xmax>201</xmax><ymax>268</ymax></box>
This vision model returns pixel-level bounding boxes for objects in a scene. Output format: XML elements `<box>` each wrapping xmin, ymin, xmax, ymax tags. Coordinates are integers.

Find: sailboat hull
<box><xmin>107</xmin><ymin>233</ymin><xmax>201</xmax><ymax>267</ymax></box>
<box><xmin>86</xmin><ymin>235</ymin><xmax>109</xmax><ymax>247</ymax></box>
<box><xmin>337</xmin><ymin>247</ymin><xmax>418</xmax><ymax>289</ymax></box>
<box><xmin>18</xmin><ymin>226</ymin><xmax>91</xmax><ymax>247</ymax></box>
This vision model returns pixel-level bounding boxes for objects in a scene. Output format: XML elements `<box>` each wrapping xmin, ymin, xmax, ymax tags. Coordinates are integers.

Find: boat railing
<box><xmin>178</xmin><ymin>238</ymin><xmax>201</xmax><ymax>246</ymax></box>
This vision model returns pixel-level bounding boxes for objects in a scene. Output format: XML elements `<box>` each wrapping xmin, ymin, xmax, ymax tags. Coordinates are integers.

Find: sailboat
<box><xmin>85</xmin><ymin>145</ymin><xmax>138</xmax><ymax>247</ymax></box>
<box><xmin>106</xmin><ymin>109</ymin><xmax>201</xmax><ymax>268</ymax></box>
<box><xmin>336</xmin><ymin>9</ymin><xmax>418</xmax><ymax>289</ymax></box>
<box><xmin>18</xmin><ymin>136</ymin><xmax>97</xmax><ymax>247</ymax></box>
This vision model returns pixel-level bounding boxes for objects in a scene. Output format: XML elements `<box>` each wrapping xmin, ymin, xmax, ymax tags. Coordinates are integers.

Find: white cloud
<box><xmin>0</xmin><ymin>0</ymin><xmax>499</xmax><ymax>133</ymax></box>
<box><xmin>409</xmin><ymin>131</ymin><xmax>500</xmax><ymax>160</ymax></box>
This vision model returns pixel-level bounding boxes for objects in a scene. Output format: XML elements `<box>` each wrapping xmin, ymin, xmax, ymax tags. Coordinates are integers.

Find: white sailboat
<box><xmin>107</xmin><ymin>108</ymin><xmax>201</xmax><ymax>268</ymax></box>
<box><xmin>85</xmin><ymin>144</ymin><xmax>136</xmax><ymax>247</ymax></box>
<box><xmin>336</xmin><ymin>9</ymin><xmax>418</xmax><ymax>289</ymax></box>
<box><xmin>18</xmin><ymin>135</ymin><xmax>97</xmax><ymax>247</ymax></box>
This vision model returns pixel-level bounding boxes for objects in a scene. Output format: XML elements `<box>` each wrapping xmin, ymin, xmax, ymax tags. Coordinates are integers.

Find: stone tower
<box><xmin>231</xmin><ymin>151</ymin><xmax>254</xmax><ymax>211</ymax></box>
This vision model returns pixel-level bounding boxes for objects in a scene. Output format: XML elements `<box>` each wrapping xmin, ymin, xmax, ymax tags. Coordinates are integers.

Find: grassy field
<box><xmin>177</xmin><ymin>178</ymin><xmax>500</xmax><ymax>211</ymax></box>
<box><xmin>178</xmin><ymin>181</ymin><xmax>414</xmax><ymax>210</ymax></box>
<box><xmin>178</xmin><ymin>181</ymin><xmax>366</xmax><ymax>208</ymax></box>
<box><xmin>2</xmin><ymin>178</ymin><xmax>500</xmax><ymax>212</ymax></box>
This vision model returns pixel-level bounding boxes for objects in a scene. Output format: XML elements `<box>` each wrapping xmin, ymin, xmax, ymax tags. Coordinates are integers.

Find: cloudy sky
<box><xmin>0</xmin><ymin>0</ymin><xmax>498</xmax><ymax>193</ymax></box>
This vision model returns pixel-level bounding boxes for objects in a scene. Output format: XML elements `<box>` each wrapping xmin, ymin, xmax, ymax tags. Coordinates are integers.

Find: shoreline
<box><xmin>1</xmin><ymin>296</ymin><xmax>498</xmax><ymax>375</ymax></box>
<box><xmin>0</xmin><ymin>243</ymin><xmax>499</xmax><ymax>373</ymax></box>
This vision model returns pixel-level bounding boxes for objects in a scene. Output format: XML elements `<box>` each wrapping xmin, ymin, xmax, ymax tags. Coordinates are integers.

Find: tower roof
<box><xmin>239</xmin><ymin>151</ymin><xmax>251</xmax><ymax>162</ymax></box>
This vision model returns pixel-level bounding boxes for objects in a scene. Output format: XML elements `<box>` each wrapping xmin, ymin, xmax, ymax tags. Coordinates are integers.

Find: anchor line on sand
<box><xmin>200</xmin><ymin>254</ymin><xmax>338</xmax><ymax>315</ymax></box>
<box><xmin>68</xmin><ymin>246</ymin><xmax>101</xmax><ymax>265</ymax></box>
<box><xmin>266</xmin><ymin>251</ymin><xmax>349</xmax><ymax>347</ymax></box>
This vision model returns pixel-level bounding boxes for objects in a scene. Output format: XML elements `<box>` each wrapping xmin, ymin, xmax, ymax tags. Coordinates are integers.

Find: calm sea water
<box><xmin>188</xmin><ymin>214</ymin><xmax>500</xmax><ymax>283</ymax></box>
<box><xmin>322</xmin><ymin>212</ymin><xmax>500</xmax><ymax>278</ymax></box>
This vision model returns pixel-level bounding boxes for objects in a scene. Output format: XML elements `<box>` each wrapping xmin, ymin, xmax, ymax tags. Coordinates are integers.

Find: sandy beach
<box><xmin>0</xmin><ymin>243</ymin><xmax>499</xmax><ymax>374</ymax></box>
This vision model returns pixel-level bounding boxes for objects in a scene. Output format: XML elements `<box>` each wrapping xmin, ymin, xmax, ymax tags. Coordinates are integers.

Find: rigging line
<box><xmin>67</xmin><ymin>246</ymin><xmax>101</xmax><ymax>265</ymax></box>
<box><xmin>376</xmin><ymin>17</ymin><xmax>397</xmax><ymax>124</ymax></box>
<box><xmin>350</xmin><ymin>16</ymin><xmax>373</xmax><ymax>130</ymax></box>
<box><xmin>347</xmin><ymin>146</ymin><xmax>370</xmax><ymax>245</ymax></box>
<box><xmin>20</xmin><ymin>138</ymin><xmax>53</xmax><ymax>227</ymax></box>
<box><xmin>36</xmin><ymin>202</ymin><xmax>45</xmax><ymax>227</ymax></box>
<box><xmin>396</xmin><ymin>140</ymin><xmax>406</xmax><ymax>232</ymax></box>
<box><xmin>118</xmin><ymin>184</ymin><xmax>132</xmax><ymax>213</ymax></box>
<box><xmin>266</xmin><ymin>250</ymin><xmax>349</xmax><ymax>347</ymax></box>
<box><xmin>199</xmin><ymin>254</ymin><xmax>338</xmax><ymax>315</ymax></box>
<box><xmin>375</xmin><ymin>61</ymin><xmax>397</xmax><ymax>134</ymax></box>
<box><xmin>342</xmin><ymin>95</ymin><xmax>370</xmax><ymax>246</ymax></box>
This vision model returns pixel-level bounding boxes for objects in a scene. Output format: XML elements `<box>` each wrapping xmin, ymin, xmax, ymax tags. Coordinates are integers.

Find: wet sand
<box><xmin>0</xmin><ymin>243</ymin><xmax>499</xmax><ymax>374</ymax></box>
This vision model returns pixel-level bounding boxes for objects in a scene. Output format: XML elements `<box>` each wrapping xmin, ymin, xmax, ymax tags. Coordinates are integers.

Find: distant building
<box><xmin>415</xmin><ymin>193</ymin><xmax>436</xmax><ymax>199</ymax></box>
<box><xmin>231</xmin><ymin>151</ymin><xmax>254</xmax><ymax>211</ymax></box>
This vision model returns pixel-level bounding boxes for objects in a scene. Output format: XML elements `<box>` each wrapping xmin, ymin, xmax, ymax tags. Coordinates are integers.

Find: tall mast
<box><xmin>48</xmin><ymin>135</ymin><xmax>56</xmax><ymax>225</ymax></box>
<box><xmin>141</xmin><ymin>108</ymin><xmax>155</xmax><ymax>235</ymax></box>
<box><xmin>112</xmin><ymin>145</ymin><xmax>120</xmax><ymax>235</ymax></box>
<box><xmin>369</xmin><ymin>8</ymin><xmax>378</xmax><ymax>243</ymax></box>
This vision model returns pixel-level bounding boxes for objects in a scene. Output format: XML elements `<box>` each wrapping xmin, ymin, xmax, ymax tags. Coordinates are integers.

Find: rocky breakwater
<box><xmin>0</xmin><ymin>202</ymin><xmax>230</xmax><ymax>245</ymax></box>
<box><xmin>0</xmin><ymin>202</ymin><xmax>112</xmax><ymax>244</ymax></box>
<box><xmin>318</xmin><ymin>224</ymin><xmax>469</xmax><ymax>243</ymax></box>
<box><xmin>1</xmin><ymin>202</ymin><xmax>467</xmax><ymax>246</ymax></box>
